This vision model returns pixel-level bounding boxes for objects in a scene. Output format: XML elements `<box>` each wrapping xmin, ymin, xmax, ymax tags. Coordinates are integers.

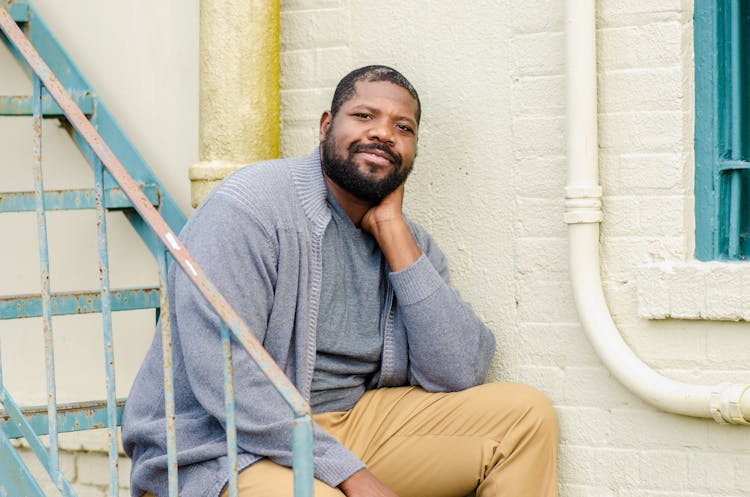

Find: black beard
<box><xmin>321</xmin><ymin>133</ymin><xmax>413</xmax><ymax>203</ymax></box>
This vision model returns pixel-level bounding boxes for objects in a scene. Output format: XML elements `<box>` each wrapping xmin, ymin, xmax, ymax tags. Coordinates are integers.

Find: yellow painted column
<box><xmin>190</xmin><ymin>0</ymin><xmax>280</xmax><ymax>208</ymax></box>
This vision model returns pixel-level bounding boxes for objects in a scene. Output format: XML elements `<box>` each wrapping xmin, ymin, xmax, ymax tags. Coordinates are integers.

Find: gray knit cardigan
<box><xmin>121</xmin><ymin>148</ymin><xmax>496</xmax><ymax>497</ymax></box>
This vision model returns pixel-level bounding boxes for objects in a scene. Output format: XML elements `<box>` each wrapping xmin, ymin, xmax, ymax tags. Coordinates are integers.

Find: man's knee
<box><xmin>468</xmin><ymin>382</ymin><xmax>558</xmax><ymax>438</ymax></box>
<box><xmin>514</xmin><ymin>383</ymin><xmax>558</xmax><ymax>438</ymax></box>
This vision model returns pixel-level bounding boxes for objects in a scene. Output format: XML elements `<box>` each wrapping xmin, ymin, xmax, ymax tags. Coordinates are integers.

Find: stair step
<box><xmin>0</xmin><ymin>287</ymin><xmax>160</xmax><ymax>319</ymax></box>
<box><xmin>0</xmin><ymin>399</ymin><xmax>126</xmax><ymax>439</ymax></box>
<box><xmin>0</xmin><ymin>185</ymin><xmax>160</xmax><ymax>212</ymax></box>
<box><xmin>0</xmin><ymin>93</ymin><xmax>95</xmax><ymax>116</ymax></box>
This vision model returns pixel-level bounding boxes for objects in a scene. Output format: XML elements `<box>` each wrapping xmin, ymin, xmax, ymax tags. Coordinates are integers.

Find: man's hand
<box><xmin>360</xmin><ymin>185</ymin><xmax>407</xmax><ymax>236</ymax></box>
<box><xmin>360</xmin><ymin>186</ymin><xmax>422</xmax><ymax>272</ymax></box>
<box><xmin>338</xmin><ymin>468</ymin><xmax>400</xmax><ymax>497</ymax></box>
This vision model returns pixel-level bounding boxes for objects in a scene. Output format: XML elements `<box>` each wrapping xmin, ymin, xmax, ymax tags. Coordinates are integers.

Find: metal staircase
<box><xmin>0</xmin><ymin>2</ymin><xmax>313</xmax><ymax>496</ymax></box>
<box><xmin>0</xmin><ymin>0</ymin><xmax>186</xmax><ymax>255</ymax></box>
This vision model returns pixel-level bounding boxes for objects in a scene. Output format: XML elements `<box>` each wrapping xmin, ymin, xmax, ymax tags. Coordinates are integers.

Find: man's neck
<box><xmin>322</xmin><ymin>173</ymin><xmax>374</xmax><ymax>227</ymax></box>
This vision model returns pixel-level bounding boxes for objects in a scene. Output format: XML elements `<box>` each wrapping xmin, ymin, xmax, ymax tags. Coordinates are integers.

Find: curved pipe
<box><xmin>564</xmin><ymin>0</ymin><xmax>750</xmax><ymax>424</ymax></box>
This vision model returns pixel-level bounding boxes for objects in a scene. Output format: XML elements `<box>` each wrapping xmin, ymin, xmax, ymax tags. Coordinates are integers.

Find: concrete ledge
<box><xmin>189</xmin><ymin>160</ymin><xmax>246</xmax><ymax>208</ymax></box>
<box><xmin>636</xmin><ymin>261</ymin><xmax>750</xmax><ymax>321</ymax></box>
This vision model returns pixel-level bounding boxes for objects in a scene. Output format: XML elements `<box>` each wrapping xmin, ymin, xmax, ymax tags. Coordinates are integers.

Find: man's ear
<box><xmin>319</xmin><ymin>111</ymin><xmax>332</xmax><ymax>142</ymax></box>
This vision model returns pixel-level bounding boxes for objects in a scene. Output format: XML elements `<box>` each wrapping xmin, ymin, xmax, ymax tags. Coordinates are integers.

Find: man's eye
<box><xmin>354</xmin><ymin>113</ymin><xmax>371</xmax><ymax>119</ymax></box>
<box><xmin>397</xmin><ymin>124</ymin><xmax>414</xmax><ymax>134</ymax></box>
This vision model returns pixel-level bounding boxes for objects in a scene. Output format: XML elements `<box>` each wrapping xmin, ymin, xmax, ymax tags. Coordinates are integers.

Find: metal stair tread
<box><xmin>0</xmin><ymin>93</ymin><xmax>95</xmax><ymax>116</ymax></box>
<box><xmin>0</xmin><ymin>399</ymin><xmax>126</xmax><ymax>439</ymax></box>
<box><xmin>0</xmin><ymin>184</ymin><xmax>160</xmax><ymax>212</ymax></box>
<box><xmin>0</xmin><ymin>286</ymin><xmax>160</xmax><ymax>319</ymax></box>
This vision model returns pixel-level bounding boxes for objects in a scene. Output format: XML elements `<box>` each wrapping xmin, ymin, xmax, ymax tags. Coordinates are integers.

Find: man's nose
<box><xmin>367</xmin><ymin>119</ymin><xmax>394</xmax><ymax>144</ymax></box>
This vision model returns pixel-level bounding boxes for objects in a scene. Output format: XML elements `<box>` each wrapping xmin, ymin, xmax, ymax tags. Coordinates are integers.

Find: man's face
<box><xmin>319</xmin><ymin>80</ymin><xmax>419</xmax><ymax>203</ymax></box>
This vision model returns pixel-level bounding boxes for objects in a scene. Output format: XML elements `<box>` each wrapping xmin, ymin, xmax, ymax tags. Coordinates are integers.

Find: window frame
<box><xmin>694</xmin><ymin>0</ymin><xmax>750</xmax><ymax>261</ymax></box>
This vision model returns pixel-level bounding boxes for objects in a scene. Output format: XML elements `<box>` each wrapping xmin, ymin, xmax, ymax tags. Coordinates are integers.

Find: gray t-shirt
<box><xmin>310</xmin><ymin>190</ymin><xmax>384</xmax><ymax>413</ymax></box>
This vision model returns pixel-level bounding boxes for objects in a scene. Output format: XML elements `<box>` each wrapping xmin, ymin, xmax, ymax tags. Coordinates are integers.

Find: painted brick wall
<box><xmin>278</xmin><ymin>1</ymin><xmax>750</xmax><ymax>496</ymax></box>
<box><xmin>517</xmin><ymin>1</ymin><xmax>750</xmax><ymax>496</ymax></box>
<box><xmin>280</xmin><ymin>0</ymin><xmax>352</xmax><ymax>157</ymax></box>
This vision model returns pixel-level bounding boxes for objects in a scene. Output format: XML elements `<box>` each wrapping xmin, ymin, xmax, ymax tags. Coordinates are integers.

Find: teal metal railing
<box><xmin>0</xmin><ymin>2</ymin><xmax>313</xmax><ymax>496</ymax></box>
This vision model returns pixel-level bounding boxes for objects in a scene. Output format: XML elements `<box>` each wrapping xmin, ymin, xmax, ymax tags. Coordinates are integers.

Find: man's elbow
<box><xmin>412</xmin><ymin>366</ymin><xmax>489</xmax><ymax>393</ymax></box>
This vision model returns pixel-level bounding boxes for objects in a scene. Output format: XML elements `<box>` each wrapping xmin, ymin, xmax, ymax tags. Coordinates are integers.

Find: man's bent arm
<box><xmin>362</xmin><ymin>187</ymin><xmax>496</xmax><ymax>391</ymax></box>
<box><xmin>390</xmin><ymin>227</ymin><xmax>497</xmax><ymax>391</ymax></box>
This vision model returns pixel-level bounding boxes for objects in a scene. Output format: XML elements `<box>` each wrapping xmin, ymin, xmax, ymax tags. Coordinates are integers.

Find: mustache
<box><xmin>350</xmin><ymin>142</ymin><xmax>401</xmax><ymax>165</ymax></box>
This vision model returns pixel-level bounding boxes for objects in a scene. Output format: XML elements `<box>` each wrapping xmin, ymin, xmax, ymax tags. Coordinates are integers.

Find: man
<box><xmin>122</xmin><ymin>65</ymin><xmax>558</xmax><ymax>497</ymax></box>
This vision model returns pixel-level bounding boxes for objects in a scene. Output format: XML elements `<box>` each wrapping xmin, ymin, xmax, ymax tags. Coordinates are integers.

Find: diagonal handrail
<box><xmin>0</xmin><ymin>5</ymin><xmax>313</xmax><ymax>497</ymax></box>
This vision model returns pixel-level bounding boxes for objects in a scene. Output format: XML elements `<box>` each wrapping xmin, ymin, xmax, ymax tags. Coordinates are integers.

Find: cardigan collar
<box><xmin>288</xmin><ymin>147</ymin><xmax>331</xmax><ymax>229</ymax></box>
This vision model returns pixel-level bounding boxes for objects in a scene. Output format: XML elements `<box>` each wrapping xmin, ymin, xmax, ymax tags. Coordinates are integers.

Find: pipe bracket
<box><xmin>564</xmin><ymin>185</ymin><xmax>603</xmax><ymax>224</ymax></box>
<box><xmin>710</xmin><ymin>383</ymin><xmax>750</xmax><ymax>424</ymax></box>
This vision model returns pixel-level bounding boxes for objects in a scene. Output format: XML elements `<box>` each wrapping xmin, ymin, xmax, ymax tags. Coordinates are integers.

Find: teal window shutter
<box><xmin>695</xmin><ymin>0</ymin><xmax>750</xmax><ymax>260</ymax></box>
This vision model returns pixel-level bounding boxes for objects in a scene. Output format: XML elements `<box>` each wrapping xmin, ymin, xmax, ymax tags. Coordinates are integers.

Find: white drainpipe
<box><xmin>564</xmin><ymin>0</ymin><xmax>750</xmax><ymax>424</ymax></box>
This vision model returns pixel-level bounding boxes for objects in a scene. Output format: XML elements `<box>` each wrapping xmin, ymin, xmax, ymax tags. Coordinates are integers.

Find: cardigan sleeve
<box><xmin>388</xmin><ymin>225</ymin><xmax>496</xmax><ymax>392</ymax></box>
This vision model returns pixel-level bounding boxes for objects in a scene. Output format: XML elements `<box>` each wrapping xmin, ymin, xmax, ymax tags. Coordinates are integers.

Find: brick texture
<box><xmin>14</xmin><ymin>447</ymin><xmax>129</xmax><ymax>497</ymax></box>
<box><xmin>279</xmin><ymin>2</ymin><xmax>351</xmax><ymax>158</ymax></box>
<box><xmin>510</xmin><ymin>1</ymin><xmax>750</xmax><ymax>496</ymax></box>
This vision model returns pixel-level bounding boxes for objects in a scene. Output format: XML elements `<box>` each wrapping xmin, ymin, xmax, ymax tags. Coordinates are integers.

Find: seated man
<box><xmin>122</xmin><ymin>65</ymin><xmax>558</xmax><ymax>497</ymax></box>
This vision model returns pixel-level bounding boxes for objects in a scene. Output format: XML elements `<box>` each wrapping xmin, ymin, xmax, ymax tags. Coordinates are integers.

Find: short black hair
<box><xmin>330</xmin><ymin>65</ymin><xmax>421</xmax><ymax>124</ymax></box>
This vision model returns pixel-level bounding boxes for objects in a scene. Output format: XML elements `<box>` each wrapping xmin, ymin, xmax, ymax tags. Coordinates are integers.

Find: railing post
<box><xmin>158</xmin><ymin>249</ymin><xmax>179</xmax><ymax>497</ymax></box>
<box><xmin>292</xmin><ymin>415</ymin><xmax>313</xmax><ymax>497</ymax></box>
<box><xmin>32</xmin><ymin>73</ymin><xmax>62</xmax><ymax>492</ymax></box>
<box><xmin>94</xmin><ymin>156</ymin><xmax>119</xmax><ymax>497</ymax></box>
<box><xmin>220</xmin><ymin>321</ymin><xmax>238</xmax><ymax>497</ymax></box>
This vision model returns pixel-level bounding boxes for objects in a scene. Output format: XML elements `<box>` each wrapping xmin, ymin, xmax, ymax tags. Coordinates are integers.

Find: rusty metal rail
<box><xmin>0</xmin><ymin>399</ymin><xmax>126</xmax><ymax>439</ymax></box>
<box><xmin>0</xmin><ymin>287</ymin><xmax>160</xmax><ymax>319</ymax></box>
<box><xmin>0</xmin><ymin>3</ymin><xmax>313</xmax><ymax>497</ymax></box>
<box><xmin>0</xmin><ymin>185</ymin><xmax>160</xmax><ymax>212</ymax></box>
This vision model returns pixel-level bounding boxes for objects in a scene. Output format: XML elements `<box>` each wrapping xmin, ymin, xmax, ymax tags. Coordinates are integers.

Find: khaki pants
<box><xmin>218</xmin><ymin>382</ymin><xmax>558</xmax><ymax>497</ymax></box>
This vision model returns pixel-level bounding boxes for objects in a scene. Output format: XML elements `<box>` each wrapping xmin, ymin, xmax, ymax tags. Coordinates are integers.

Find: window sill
<box><xmin>636</xmin><ymin>260</ymin><xmax>750</xmax><ymax>321</ymax></box>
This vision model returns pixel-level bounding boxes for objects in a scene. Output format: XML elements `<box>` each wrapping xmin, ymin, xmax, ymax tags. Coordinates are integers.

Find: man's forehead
<box><xmin>344</xmin><ymin>80</ymin><xmax>419</xmax><ymax>119</ymax></box>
